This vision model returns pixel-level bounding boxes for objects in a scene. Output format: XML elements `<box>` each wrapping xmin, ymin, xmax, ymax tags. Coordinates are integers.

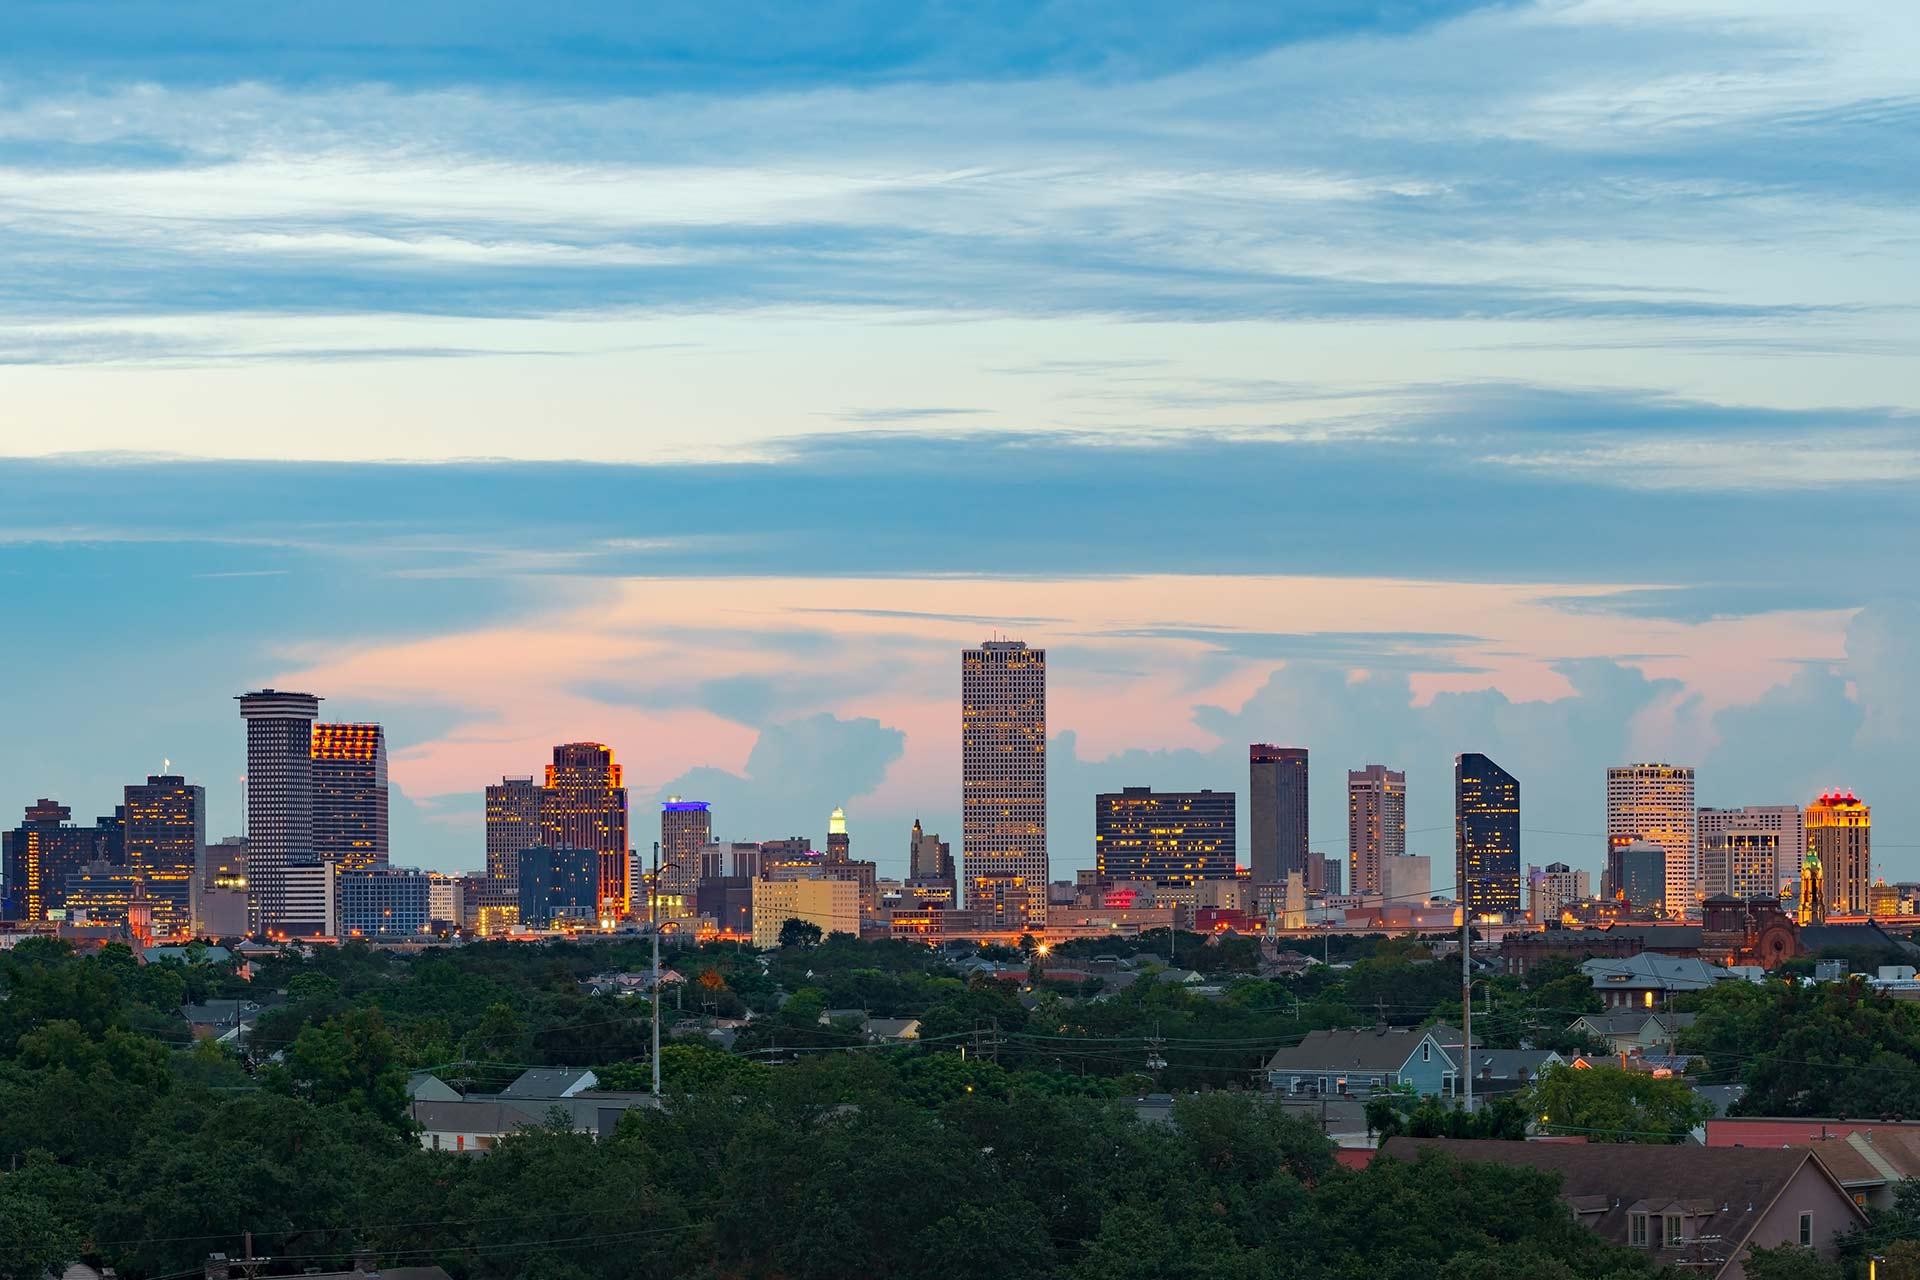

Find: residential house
<box><xmin>179</xmin><ymin>998</ymin><xmax>263</xmax><ymax>1048</ymax></box>
<box><xmin>497</xmin><ymin>1067</ymin><xmax>596</xmax><ymax>1099</ymax></box>
<box><xmin>1264</xmin><ymin>1026</ymin><xmax>1458</xmax><ymax>1098</ymax></box>
<box><xmin>1380</xmin><ymin>1138</ymin><xmax>1868</xmax><ymax>1280</ymax></box>
<box><xmin>413</xmin><ymin>1098</ymin><xmax>546</xmax><ymax>1154</ymax></box>
<box><xmin>1569</xmin><ymin>1011</ymin><xmax>1695</xmax><ymax>1055</ymax></box>
<box><xmin>1457</xmin><ymin>1049</ymin><xmax>1564</xmax><ymax>1090</ymax></box>
<box><xmin>1706</xmin><ymin>1117</ymin><xmax>1920</xmax><ymax>1211</ymax></box>
<box><xmin>1582</xmin><ymin>953</ymin><xmax>1737</xmax><ymax>1010</ymax></box>
<box><xmin>406</xmin><ymin>1071</ymin><xmax>461</xmax><ymax>1102</ymax></box>
<box><xmin>867</xmin><ymin>1017</ymin><xmax>921</xmax><ymax>1042</ymax></box>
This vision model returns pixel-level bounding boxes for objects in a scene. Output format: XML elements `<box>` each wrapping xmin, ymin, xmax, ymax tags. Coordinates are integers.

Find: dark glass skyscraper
<box><xmin>1094</xmin><ymin>787</ymin><xmax>1236</xmax><ymax>884</ymax></box>
<box><xmin>312</xmin><ymin>722</ymin><xmax>389</xmax><ymax>872</ymax></box>
<box><xmin>2</xmin><ymin>799</ymin><xmax>113</xmax><ymax>921</ymax></box>
<box><xmin>1455</xmin><ymin>752</ymin><xmax>1521</xmax><ymax>918</ymax></box>
<box><xmin>1248</xmin><ymin>745</ymin><xmax>1308</xmax><ymax>887</ymax></box>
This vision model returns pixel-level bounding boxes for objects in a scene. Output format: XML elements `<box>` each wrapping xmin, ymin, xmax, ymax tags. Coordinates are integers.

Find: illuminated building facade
<box><xmin>1248</xmin><ymin>745</ymin><xmax>1309</xmax><ymax>888</ymax></box>
<box><xmin>64</xmin><ymin>863</ymin><xmax>141</xmax><ymax>925</ymax></box>
<box><xmin>1347</xmin><ymin>764</ymin><xmax>1405</xmax><ymax>897</ymax></box>
<box><xmin>541</xmin><ymin>743</ymin><xmax>630</xmax><ymax>920</ymax></box>
<box><xmin>2</xmin><ymin>799</ymin><xmax>116</xmax><ymax>921</ymax></box>
<box><xmin>123</xmin><ymin>773</ymin><xmax>205</xmax><ymax>938</ymax></box>
<box><xmin>312</xmin><ymin>722</ymin><xmax>389</xmax><ymax>872</ymax></box>
<box><xmin>194</xmin><ymin>836</ymin><xmax>250</xmax><ymax>937</ymax></box>
<box><xmin>1700</xmin><ymin>829</ymin><xmax>1780</xmax><ymax>901</ymax></box>
<box><xmin>961</xmin><ymin>640</ymin><xmax>1048</xmax><ymax>931</ymax></box>
<box><xmin>659</xmin><ymin>798</ymin><xmax>712</xmax><ymax>899</ymax></box>
<box><xmin>1699</xmin><ymin>805</ymin><xmax>1805</xmax><ymax>894</ymax></box>
<box><xmin>517</xmin><ymin>845</ymin><xmax>601</xmax><ymax>928</ymax></box>
<box><xmin>1094</xmin><ymin>787</ymin><xmax>1236</xmax><ymax>885</ymax></box>
<box><xmin>279</xmin><ymin>861</ymin><xmax>336</xmax><ymax>937</ymax></box>
<box><xmin>1806</xmin><ymin>791</ymin><xmax>1871</xmax><ymax>916</ymax></box>
<box><xmin>337</xmin><ymin>868</ymin><xmax>432</xmax><ymax>937</ymax></box>
<box><xmin>1455</xmin><ymin>753</ymin><xmax>1521</xmax><ymax>917</ymax></box>
<box><xmin>751</xmin><ymin>874</ymin><xmax>861</xmax><ymax>947</ymax></box>
<box><xmin>238</xmin><ymin>689</ymin><xmax>322</xmax><ymax>935</ymax></box>
<box><xmin>483</xmin><ymin>776</ymin><xmax>542</xmax><ymax>927</ymax></box>
<box><xmin>1606</xmin><ymin>764</ymin><xmax>1696</xmax><ymax>919</ymax></box>
<box><xmin>909</xmin><ymin>820</ymin><xmax>953</xmax><ymax>880</ymax></box>
<box><xmin>1526</xmin><ymin>862</ymin><xmax>1590</xmax><ymax>924</ymax></box>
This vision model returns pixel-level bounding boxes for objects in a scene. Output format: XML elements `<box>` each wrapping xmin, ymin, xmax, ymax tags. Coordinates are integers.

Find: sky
<box><xmin>1</xmin><ymin>0</ymin><xmax>1917</xmax><ymax>886</ymax></box>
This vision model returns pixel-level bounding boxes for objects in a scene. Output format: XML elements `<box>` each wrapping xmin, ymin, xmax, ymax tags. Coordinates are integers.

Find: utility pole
<box><xmin>650</xmin><ymin>839</ymin><xmax>662</xmax><ymax>1099</ymax></box>
<box><xmin>1461</xmin><ymin>907</ymin><xmax>1473</xmax><ymax>1114</ymax></box>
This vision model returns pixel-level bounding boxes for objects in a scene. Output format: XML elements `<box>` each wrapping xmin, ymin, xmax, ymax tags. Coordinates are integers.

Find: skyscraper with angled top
<box><xmin>541</xmin><ymin>743</ymin><xmax>630</xmax><ymax>920</ymax></box>
<box><xmin>1456</xmin><ymin>753</ymin><xmax>1520</xmax><ymax>917</ymax></box>
<box><xmin>962</xmin><ymin>639</ymin><xmax>1047</xmax><ymax>931</ymax></box>
<box><xmin>312</xmin><ymin>722</ymin><xmax>388</xmax><ymax>872</ymax></box>
<box><xmin>238</xmin><ymin>689</ymin><xmax>321</xmax><ymax>936</ymax></box>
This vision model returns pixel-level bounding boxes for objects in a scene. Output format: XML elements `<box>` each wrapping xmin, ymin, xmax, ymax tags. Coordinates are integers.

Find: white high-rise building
<box><xmin>1527</xmin><ymin>862</ymin><xmax>1591</xmax><ymax>924</ymax></box>
<box><xmin>1347</xmin><ymin>765</ymin><xmax>1406</xmax><ymax>897</ymax></box>
<box><xmin>238</xmin><ymin>689</ymin><xmax>322</xmax><ymax>936</ymax></box>
<box><xmin>1698</xmin><ymin>805</ymin><xmax>1806</xmax><ymax>894</ymax></box>
<box><xmin>962</xmin><ymin>640</ymin><xmax>1047</xmax><ymax>931</ymax></box>
<box><xmin>1606</xmin><ymin>764</ymin><xmax>1696</xmax><ymax>919</ymax></box>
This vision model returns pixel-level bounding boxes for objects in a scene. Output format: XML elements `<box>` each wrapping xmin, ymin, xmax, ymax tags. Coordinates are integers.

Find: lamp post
<box><xmin>650</xmin><ymin>841</ymin><xmax>662</xmax><ymax>1098</ymax></box>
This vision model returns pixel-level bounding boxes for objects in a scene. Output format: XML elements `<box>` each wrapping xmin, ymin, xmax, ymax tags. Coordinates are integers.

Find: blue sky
<box><xmin>1</xmin><ymin>1</ymin><xmax>1916</xmax><ymax>885</ymax></box>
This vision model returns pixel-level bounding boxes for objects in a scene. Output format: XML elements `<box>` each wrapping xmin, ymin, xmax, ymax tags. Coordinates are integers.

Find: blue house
<box><xmin>1264</xmin><ymin>1025</ymin><xmax>1460</xmax><ymax>1098</ymax></box>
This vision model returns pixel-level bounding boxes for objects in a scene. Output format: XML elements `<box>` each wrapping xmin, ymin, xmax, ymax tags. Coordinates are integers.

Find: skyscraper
<box><xmin>1527</xmin><ymin>862</ymin><xmax>1589</xmax><ymax>924</ymax></box>
<box><xmin>909</xmin><ymin>819</ymin><xmax>953</xmax><ymax>880</ymax></box>
<box><xmin>1606</xmin><ymin>764</ymin><xmax>1696</xmax><ymax>919</ymax></box>
<box><xmin>1699</xmin><ymin>805</ymin><xmax>1805</xmax><ymax>895</ymax></box>
<box><xmin>1806</xmin><ymin>790</ymin><xmax>1870</xmax><ymax>917</ymax></box>
<box><xmin>659</xmin><ymin>797</ymin><xmax>712</xmax><ymax>899</ymax></box>
<box><xmin>1455</xmin><ymin>753</ymin><xmax>1521</xmax><ymax>918</ymax></box>
<box><xmin>1094</xmin><ymin>787</ymin><xmax>1236</xmax><ymax>885</ymax></box>
<box><xmin>312</xmin><ymin>722</ymin><xmax>388</xmax><ymax>872</ymax></box>
<box><xmin>826</xmin><ymin>806</ymin><xmax>851</xmax><ymax>861</ymax></box>
<box><xmin>1248</xmin><ymin>745</ymin><xmax>1308</xmax><ymax>888</ymax></box>
<box><xmin>1347</xmin><ymin>765</ymin><xmax>1405</xmax><ymax>898</ymax></box>
<box><xmin>485</xmin><ymin>776</ymin><xmax>543</xmax><ymax>888</ymax></box>
<box><xmin>961</xmin><ymin>639</ymin><xmax>1047</xmax><ymax>931</ymax></box>
<box><xmin>123</xmin><ymin>773</ymin><xmax>205</xmax><ymax>937</ymax></box>
<box><xmin>238</xmin><ymin>689</ymin><xmax>322</xmax><ymax>936</ymax></box>
<box><xmin>2</xmin><ymin>799</ymin><xmax>112</xmax><ymax>922</ymax></box>
<box><xmin>541</xmin><ymin>743</ymin><xmax>631</xmax><ymax>920</ymax></box>
<box><xmin>1700</xmin><ymin>829</ymin><xmax>1779</xmax><ymax>901</ymax></box>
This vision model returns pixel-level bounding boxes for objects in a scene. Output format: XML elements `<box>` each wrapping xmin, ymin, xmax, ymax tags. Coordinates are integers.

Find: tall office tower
<box><xmin>1700</xmin><ymin>829</ymin><xmax>1780</xmax><ymax>900</ymax></box>
<box><xmin>1526</xmin><ymin>862</ymin><xmax>1590</xmax><ymax>924</ymax></box>
<box><xmin>1346</xmin><ymin>765</ymin><xmax>1406</xmax><ymax>898</ymax></box>
<box><xmin>826</xmin><ymin>807</ymin><xmax>850</xmax><ymax>861</ymax></box>
<box><xmin>311</xmin><ymin>722</ymin><xmax>388</xmax><ymax>872</ymax></box>
<box><xmin>1618</xmin><ymin>840</ymin><xmax>1667</xmax><ymax>913</ymax></box>
<box><xmin>238</xmin><ymin>689</ymin><xmax>322</xmax><ymax>936</ymax></box>
<box><xmin>658</xmin><ymin>797</ymin><xmax>712</xmax><ymax>899</ymax></box>
<box><xmin>485</xmin><ymin>777</ymin><xmax>543</xmax><ymax>888</ymax></box>
<box><xmin>1699</xmin><ymin>805</ymin><xmax>1807</xmax><ymax>894</ymax></box>
<box><xmin>123</xmin><ymin>774</ymin><xmax>205</xmax><ymax>937</ymax></box>
<box><xmin>1094</xmin><ymin>787</ymin><xmax>1236</xmax><ymax>885</ymax></box>
<box><xmin>1316</xmin><ymin>851</ymin><xmax>1342</xmax><ymax>896</ymax></box>
<box><xmin>909</xmin><ymin>819</ymin><xmax>954</xmax><ymax>880</ymax></box>
<box><xmin>1248</xmin><ymin>745</ymin><xmax>1309</xmax><ymax>887</ymax></box>
<box><xmin>1806</xmin><ymin>791</ymin><xmax>1871</xmax><ymax>917</ymax></box>
<box><xmin>1605</xmin><ymin>764</ymin><xmax>1696</xmax><ymax>919</ymax></box>
<box><xmin>961</xmin><ymin>639</ymin><xmax>1048</xmax><ymax>931</ymax></box>
<box><xmin>541</xmin><ymin>743</ymin><xmax>631</xmax><ymax>920</ymax></box>
<box><xmin>517</xmin><ymin>845</ymin><xmax>602</xmax><ymax>928</ymax></box>
<box><xmin>1455</xmin><ymin>753</ymin><xmax>1521</xmax><ymax>918</ymax></box>
<box><xmin>2</xmin><ymin>799</ymin><xmax>112</xmax><ymax>921</ymax></box>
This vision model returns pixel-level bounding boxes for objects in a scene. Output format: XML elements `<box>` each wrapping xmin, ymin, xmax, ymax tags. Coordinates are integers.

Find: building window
<box><xmin>1629</xmin><ymin>1213</ymin><xmax>1648</xmax><ymax>1247</ymax></box>
<box><xmin>1318</xmin><ymin>1076</ymin><xmax>1328</xmax><ymax>1093</ymax></box>
<box><xmin>1422</xmin><ymin>1042</ymin><xmax>1432</xmax><ymax>1062</ymax></box>
<box><xmin>1663</xmin><ymin>1215</ymin><xmax>1684</xmax><ymax>1246</ymax></box>
<box><xmin>1799</xmin><ymin>1212</ymin><xmax>1813</xmax><ymax>1247</ymax></box>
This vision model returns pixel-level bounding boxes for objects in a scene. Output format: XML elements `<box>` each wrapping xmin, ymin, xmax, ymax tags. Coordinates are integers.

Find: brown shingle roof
<box><xmin>1380</xmin><ymin>1137</ymin><xmax>1866</xmax><ymax>1277</ymax></box>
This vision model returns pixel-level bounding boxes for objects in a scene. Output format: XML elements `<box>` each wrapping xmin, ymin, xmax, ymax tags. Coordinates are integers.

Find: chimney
<box><xmin>206</xmin><ymin>1254</ymin><xmax>231</xmax><ymax>1280</ymax></box>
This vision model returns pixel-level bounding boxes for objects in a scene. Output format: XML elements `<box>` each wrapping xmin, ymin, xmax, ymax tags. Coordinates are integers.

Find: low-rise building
<box><xmin>752</xmin><ymin>875</ymin><xmax>860</xmax><ymax>947</ymax></box>
<box><xmin>1382</xmin><ymin>1137</ymin><xmax>1867</xmax><ymax>1279</ymax></box>
<box><xmin>1262</xmin><ymin>1025</ymin><xmax>1459</xmax><ymax>1098</ymax></box>
<box><xmin>1582</xmin><ymin>952</ymin><xmax>1738</xmax><ymax>1009</ymax></box>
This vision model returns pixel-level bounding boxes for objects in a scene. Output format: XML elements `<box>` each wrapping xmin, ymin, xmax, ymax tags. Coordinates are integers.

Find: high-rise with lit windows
<box><xmin>541</xmin><ymin>742</ymin><xmax>630</xmax><ymax>920</ymax></box>
<box><xmin>2</xmin><ymin>799</ymin><xmax>112</xmax><ymax>922</ymax></box>
<box><xmin>123</xmin><ymin>773</ymin><xmax>205</xmax><ymax>937</ymax></box>
<box><xmin>1456</xmin><ymin>753</ymin><xmax>1521</xmax><ymax>917</ymax></box>
<box><xmin>1347</xmin><ymin>764</ymin><xmax>1405</xmax><ymax>897</ymax></box>
<box><xmin>658</xmin><ymin>797</ymin><xmax>712</xmax><ymax>900</ymax></box>
<box><xmin>312</xmin><ymin>723</ymin><xmax>388</xmax><ymax>872</ymax></box>
<box><xmin>1806</xmin><ymin>790</ymin><xmax>1871</xmax><ymax>917</ymax></box>
<box><xmin>238</xmin><ymin>689</ymin><xmax>322</xmax><ymax>935</ymax></box>
<box><xmin>1095</xmin><ymin>787</ymin><xmax>1236</xmax><ymax>885</ymax></box>
<box><xmin>962</xmin><ymin>639</ymin><xmax>1047</xmax><ymax>930</ymax></box>
<box><xmin>1699</xmin><ymin>804</ymin><xmax>1804</xmax><ymax>895</ymax></box>
<box><xmin>1606</xmin><ymin>764</ymin><xmax>1696</xmax><ymax>919</ymax></box>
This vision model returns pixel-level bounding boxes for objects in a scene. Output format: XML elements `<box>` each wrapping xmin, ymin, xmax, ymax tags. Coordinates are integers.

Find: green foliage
<box><xmin>778</xmin><ymin>917</ymin><xmax>824</xmax><ymax>948</ymax></box>
<box><xmin>1740</xmin><ymin>1244</ymin><xmax>1846</xmax><ymax>1280</ymax></box>
<box><xmin>1681</xmin><ymin>979</ymin><xmax>1920</xmax><ymax>1117</ymax></box>
<box><xmin>1529</xmin><ymin>1063</ymin><xmax>1713</xmax><ymax>1142</ymax></box>
<box><xmin>269</xmin><ymin>1007</ymin><xmax>413</xmax><ymax>1134</ymax></box>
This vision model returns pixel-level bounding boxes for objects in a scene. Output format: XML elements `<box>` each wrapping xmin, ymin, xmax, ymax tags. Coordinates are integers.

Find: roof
<box><xmin>1572</xmin><ymin>1011</ymin><xmax>1693</xmax><ymax>1037</ymax></box>
<box><xmin>867</xmin><ymin>1017</ymin><xmax>921</xmax><ymax>1040</ymax></box>
<box><xmin>498</xmin><ymin>1067</ymin><xmax>597</xmax><ymax>1099</ymax></box>
<box><xmin>1582</xmin><ymin>952</ymin><xmax>1734</xmax><ymax>990</ymax></box>
<box><xmin>1264</xmin><ymin>1026</ymin><xmax>1432</xmax><ymax>1074</ymax></box>
<box><xmin>407</xmin><ymin>1071</ymin><xmax>461</xmax><ymax>1102</ymax></box>
<box><xmin>412</xmin><ymin>1098</ymin><xmax>545</xmax><ymax>1135</ymax></box>
<box><xmin>1462</xmin><ymin>1049</ymin><xmax>1562</xmax><ymax>1079</ymax></box>
<box><xmin>1380</xmin><ymin>1137</ymin><xmax>1867</xmax><ymax>1276</ymax></box>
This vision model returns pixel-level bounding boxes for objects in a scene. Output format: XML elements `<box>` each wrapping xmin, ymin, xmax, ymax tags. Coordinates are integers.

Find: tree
<box><xmin>272</xmin><ymin>1007</ymin><xmax>412</xmax><ymax>1134</ymax></box>
<box><xmin>779</xmin><ymin>918</ymin><xmax>824</xmax><ymax>949</ymax></box>
<box><xmin>1741</xmin><ymin>1244</ymin><xmax>1845</xmax><ymax>1280</ymax></box>
<box><xmin>1529</xmin><ymin>1063</ymin><xmax>1712</xmax><ymax>1143</ymax></box>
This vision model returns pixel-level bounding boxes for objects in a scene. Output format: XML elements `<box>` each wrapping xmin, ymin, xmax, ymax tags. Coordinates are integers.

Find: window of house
<box><xmin>1422</xmin><ymin>1042</ymin><xmax>1432</xmax><ymax>1062</ymax></box>
<box><xmin>1663</xmin><ymin>1215</ymin><xmax>1684</xmax><ymax>1246</ymax></box>
<box><xmin>1628</xmin><ymin>1213</ymin><xmax>1648</xmax><ymax>1247</ymax></box>
<box><xmin>1318</xmin><ymin>1076</ymin><xmax>1328</xmax><ymax>1093</ymax></box>
<box><xmin>1799</xmin><ymin>1212</ymin><xmax>1813</xmax><ymax>1247</ymax></box>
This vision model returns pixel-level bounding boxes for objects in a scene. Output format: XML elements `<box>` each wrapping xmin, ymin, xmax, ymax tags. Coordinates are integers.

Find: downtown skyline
<box><xmin>0</xmin><ymin>1</ymin><xmax>1916</xmax><ymax>884</ymax></box>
